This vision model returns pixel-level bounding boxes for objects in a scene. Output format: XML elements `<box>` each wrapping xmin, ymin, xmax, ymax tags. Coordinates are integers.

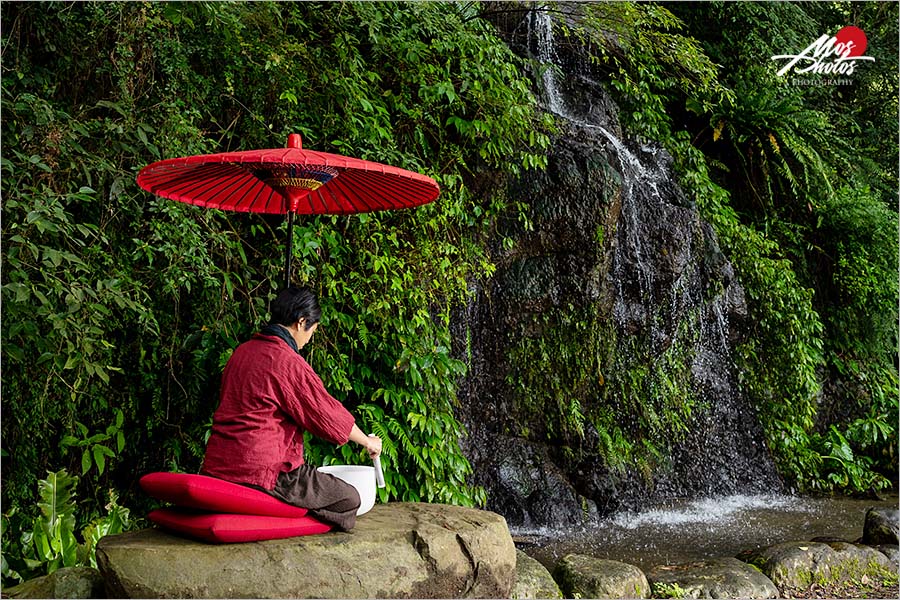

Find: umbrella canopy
<box><xmin>136</xmin><ymin>134</ymin><xmax>440</xmax><ymax>285</ymax></box>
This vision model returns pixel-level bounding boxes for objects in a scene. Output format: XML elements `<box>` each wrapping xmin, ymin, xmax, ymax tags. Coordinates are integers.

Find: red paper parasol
<box><xmin>137</xmin><ymin>133</ymin><xmax>439</xmax><ymax>286</ymax></box>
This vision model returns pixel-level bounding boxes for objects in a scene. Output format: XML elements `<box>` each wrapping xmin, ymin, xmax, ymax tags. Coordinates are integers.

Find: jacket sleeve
<box><xmin>282</xmin><ymin>355</ymin><xmax>355</xmax><ymax>446</ymax></box>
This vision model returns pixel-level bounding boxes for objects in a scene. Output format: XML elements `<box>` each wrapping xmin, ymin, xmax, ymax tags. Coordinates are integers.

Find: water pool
<box><xmin>516</xmin><ymin>492</ymin><xmax>898</xmax><ymax>571</ymax></box>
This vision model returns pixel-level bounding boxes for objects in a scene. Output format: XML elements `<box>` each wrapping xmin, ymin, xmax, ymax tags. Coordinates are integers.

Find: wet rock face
<box><xmin>479</xmin><ymin>435</ymin><xmax>599</xmax><ymax>529</ymax></box>
<box><xmin>456</xmin><ymin>95</ymin><xmax>779</xmax><ymax>526</ymax></box>
<box><xmin>453</xmin><ymin>9</ymin><xmax>782</xmax><ymax>528</ymax></box>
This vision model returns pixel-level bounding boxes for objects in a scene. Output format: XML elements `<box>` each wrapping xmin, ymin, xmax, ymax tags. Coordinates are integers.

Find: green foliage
<box><xmin>505</xmin><ymin>299</ymin><xmax>700</xmax><ymax>482</ymax></box>
<box><xmin>1</xmin><ymin>470</ymin><xmax>131</xmax><ymax>586</ymax></box>
<box><xmin>569</xmin><ymin>2</ymin><xmax>733</xmax><ymax>143</ymax></box>
<box><xmin>60</xmin><ymin>409</ymin><xmax>126</xmax><ymax>476</ymax></box>
<box><xmin>810</xmin><ymin>425</ymin><xmax>890</xmax><ymax>493</ymax></box>
<box><xmin>78</xmin><ymin>491</ymin><xmax>131</xmax><ymax>570</ymax></box>
<box><xmin>709</xmin><ymin>76</ymin><xmax>844</xmax><ymax>214</ymax></box>
<box><xmin>651</xmin><ymin>582</ymin><xmax>689</xmax><ymax>599</ymax></box>
<box><xmin>729</xmin><ymin>226</ymin><xmax>825</xmax><ymax>484</ymax></box>
<box><xmin>506</xmin><ymin>309</ymin><xmax>606</xmax><ymax>444</ymax></box>
<box><xmin>29</xmin><ymin>470</ymin><xmax>78</xmax><ymax>575</ymax></box>
<box><xmin>815</xmin><ymin>186</ymin><xmax>898</xmax><ymax>360</ymax></box>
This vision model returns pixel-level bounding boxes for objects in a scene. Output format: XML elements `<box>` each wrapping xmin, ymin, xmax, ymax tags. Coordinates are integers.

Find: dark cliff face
<box><xmin>452</xmin><ymin>9</ymin><xmax>782</xmax><ymax>529</ymax></box>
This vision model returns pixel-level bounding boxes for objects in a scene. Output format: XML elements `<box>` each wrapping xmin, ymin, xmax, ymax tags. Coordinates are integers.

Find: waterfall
<box><xmin>531</xmin><ymin>8</ymin><xmax>570</xmax><ymax>119</ymax></box>
<box><xmin>531</xmin><ymin>8</ymin><xmax>661</xmax><ymax>322</ymax></box>
<box><xmin>455</xmin><ymin>7</ymin><xmax>782</xmax><ymax>529</ymax></box>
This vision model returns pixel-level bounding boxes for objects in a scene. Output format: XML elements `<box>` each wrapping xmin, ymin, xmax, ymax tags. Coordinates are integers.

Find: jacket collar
<box><xmin>258</xmin><ymin>323</ymin><xmax>299</xmax><ymax>354</ymax></box>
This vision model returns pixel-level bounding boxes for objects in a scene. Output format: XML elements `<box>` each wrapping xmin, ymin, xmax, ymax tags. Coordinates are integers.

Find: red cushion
<box><xmin>148</xmin><ymin>508</ymin><xmax>331</xmax><ymax>543</ymax></box>
<box><xmin>140</xmin><ymin>472</ymin><xmax>308</xmax><ymax>518</ymax></box>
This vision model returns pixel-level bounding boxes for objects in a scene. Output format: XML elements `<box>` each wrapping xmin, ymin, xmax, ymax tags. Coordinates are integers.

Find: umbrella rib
<box><xmin>350</xmin><ymin>171</ymin><xmax>404</xmax><ymax>213</ymax></box>
<box><xmin>340</xmin><ymin>175</ymin><xmax>382</xmax><ymax>212</ymax></box>
<box><xmin>219</xmin><ymin>163</ymin><xmax>282</xmax><ymax>213</ymax></box>
<box><xmin>219</xmin><ymin>177</ymin><xmax>269</xmax><ymax>213</ymax></box>
<box><xmin>346</xmin><ymin>172</ymin><xmax>417</xmax><ymax>212</ymax></box>
<box><xmin>325</xmin><ymin>176</ymin><xmax>372</xmax><ymax>214</ymax></box>
<box><xmin>190</xmin><ymin>170</ymin><xmax>254</xmax><ymax>209</ymax></box>
<box><xmin>147</xmin><ymin>164</ymin><xmax>242</xmax><ymax>206</ymax></box>
<box><xmin>310</xmin><ymin>180</ymin><xmax>341</xmax><ymax>214</ymax></box>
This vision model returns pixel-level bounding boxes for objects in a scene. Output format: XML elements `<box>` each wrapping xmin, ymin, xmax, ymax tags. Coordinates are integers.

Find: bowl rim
<box><xmin>317</xmin><ymin>465</ymin><xmax>375</xmax><ymax>473</ymax></box>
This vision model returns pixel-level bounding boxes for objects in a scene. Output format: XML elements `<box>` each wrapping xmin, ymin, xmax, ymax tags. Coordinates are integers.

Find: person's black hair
<box><xmin>270</xmin><ymin>286</ymin><xmax>321</xmax><ymax>330</ymax></box>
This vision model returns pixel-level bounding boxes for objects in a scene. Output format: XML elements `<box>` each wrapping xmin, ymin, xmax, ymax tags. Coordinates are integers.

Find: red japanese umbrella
<box><xmin>136</xmin><ymin>133</ymin><xmax>440</xmax><ymax>286</ymax></box>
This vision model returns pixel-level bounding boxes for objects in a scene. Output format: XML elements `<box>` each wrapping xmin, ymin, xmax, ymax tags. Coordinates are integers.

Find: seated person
<box><xmin>201</xmin><ymin>286</ymin><xmax>382</xmax><ymax>531</ymax></box>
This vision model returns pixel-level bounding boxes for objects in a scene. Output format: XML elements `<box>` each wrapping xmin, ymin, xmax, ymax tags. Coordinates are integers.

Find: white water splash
<box><xmin>612</xmin><ymin>494</ymin><xmax>808</xmax><ymax>529</ymax></box>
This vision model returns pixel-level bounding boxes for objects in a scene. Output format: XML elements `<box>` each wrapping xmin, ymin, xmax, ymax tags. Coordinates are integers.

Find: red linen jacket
<box><xmin>200</xmin><ymin>334</ymin><xmax>355</xmax><ymax>489</ymax></box>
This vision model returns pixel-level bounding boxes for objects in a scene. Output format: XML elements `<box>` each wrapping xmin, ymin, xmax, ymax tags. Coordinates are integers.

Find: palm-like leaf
<box><xmin>714</xmin><ymin>76</ymin><xmax>854</xmax><ymax>214</ymax></box>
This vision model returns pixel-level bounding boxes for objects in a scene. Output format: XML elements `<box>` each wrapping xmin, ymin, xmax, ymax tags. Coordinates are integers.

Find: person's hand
<box><xmin>366</xmin><ymin>434</ymin><xmax>382</xmax><ymax>459</ymax></box>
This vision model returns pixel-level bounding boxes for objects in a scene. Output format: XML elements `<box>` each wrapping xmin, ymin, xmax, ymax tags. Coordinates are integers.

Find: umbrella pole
<box><xmin>284</xmin><ymin>210</ymin><xmax>294</xmax><ymax>289</ymax></box>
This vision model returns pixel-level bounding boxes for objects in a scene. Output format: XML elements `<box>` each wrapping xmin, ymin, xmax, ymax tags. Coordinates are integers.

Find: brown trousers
<box><xmin>262</xmin><ymin>464</ymin><xmax>360</xmax><ymax>532</ymax></box>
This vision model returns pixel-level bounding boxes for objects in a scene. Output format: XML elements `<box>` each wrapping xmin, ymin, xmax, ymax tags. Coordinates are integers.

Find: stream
<box><xmin>516</xmin><ymin>492</ymin><xmax>899</xmax><ymax>572</ymax></box>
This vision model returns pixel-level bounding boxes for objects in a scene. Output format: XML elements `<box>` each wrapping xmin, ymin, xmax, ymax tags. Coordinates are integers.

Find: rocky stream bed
<box><xmin>3</xmin><ymin>504</ymin><xmax>897</xmax><ymax>599</ymax></box>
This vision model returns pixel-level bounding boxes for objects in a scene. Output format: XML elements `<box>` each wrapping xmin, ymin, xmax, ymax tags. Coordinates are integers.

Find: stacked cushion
<box><xmin>140</xmin><ymin>472</ymin><xmax>330</xmax><ymax>543</ymax></box>
<box><xmin>147</xmin><ymin>508</ymin><xmax>331</xmax><ymax>543</ymax></box>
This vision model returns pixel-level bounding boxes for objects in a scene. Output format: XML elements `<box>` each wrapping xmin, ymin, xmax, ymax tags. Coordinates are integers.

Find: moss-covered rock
<box><xmin>647</xmin><ymin>557</ymin><xmax>777</xmax><ymax>599</ymax></box>
<box><xmin>554</xmin><ymin>553</ymin><xmax>649</xmax><ymax>598</ymax></box>
<box><xmin>863</xmin><ymin>508</ymin><xmax>899</xmax><ymax>546</ymax></box>
<box><xmin>740</xmin><ymin>540</ymin><xmax>893</xmax><ymax>589</ymax></box>
<box><xmin>512</xmin><ymin>549</ymin><xmax>563</xmax><ymax>599</ymax></box>
<box><xmin>2</xmin><ymin>566</ymin><xmax>104</xmax><ymax>599</ymax></box>
<box><xmin>873</xmin><ymin>544</ymin><xmax>898</xmax><ymax>565</ymax></box>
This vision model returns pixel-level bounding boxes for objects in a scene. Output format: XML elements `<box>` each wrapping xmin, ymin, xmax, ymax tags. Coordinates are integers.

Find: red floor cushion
<box><xmin>148</xmin><ymin>508</ymin><xmax>331</xmax><ymax>543</ymax></box>
<box><xmin>140</xmin><ymin>472</ymin><xmax>308</xmax><ymax>518</ymax></box>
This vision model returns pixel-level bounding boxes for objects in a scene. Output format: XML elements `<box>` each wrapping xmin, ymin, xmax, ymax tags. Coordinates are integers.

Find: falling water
<box><xmin>530</xmin><ymin>7</ymin><xmax>570</xmax><ymax>119</ymax></box>
<box><xmin>531</xmin><ymin>9</ymin><xmax>661</xmax><ymax>322</ymax></box>
<box><xmin>454</xmin><ymin>7</ymin><xmax>782</xmax><ymax>533</ymax></box>
<box><xmin>529</xmin><ymin>8</ymin><xmax>781</xmax><ymax>499</ymax></box>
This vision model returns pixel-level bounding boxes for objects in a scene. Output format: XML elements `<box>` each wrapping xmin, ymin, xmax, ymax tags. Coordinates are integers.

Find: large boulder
<box><xmin>553</xmin><ymin>553</ymin><xmax>649</xmax><ymax>599</ymax></box>
<box><xmin>740</xmin><ymin>540</ymin><xmax>893</xmax><ymax>589</ymax></box>
<box><xmin>97</xmin><ymin>502</ymin><xmax>515</xmax><ymax>598</ymax></box>
<box><xmin>863</xmin><ymin>508</ymin><xmax>899</xmax><ymax>546</ymax></box>
<box><xmin>646</xmin><ymin>557</ymin><xmax>778</xmax><ymax>599</ymax></box>
<box><xmin>512</xmin><ymin>550</ymin><xmax>562</xmax><ymax>599</ymax></box>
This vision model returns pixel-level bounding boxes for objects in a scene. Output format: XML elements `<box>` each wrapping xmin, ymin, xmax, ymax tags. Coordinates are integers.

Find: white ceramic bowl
<box><xmin>317</xmin><ymin>465</ymin><xmax>376</xmax><ymax>515</ymax></box>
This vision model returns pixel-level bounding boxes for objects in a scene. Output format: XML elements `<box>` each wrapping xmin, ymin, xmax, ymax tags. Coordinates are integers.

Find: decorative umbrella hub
<box><xmin>253</xmin><ymin>135</ymin><xmax>338</xmax><ymax>197</ymax></box>
<box><xmin>258</xmin><ymin>164</ymin><xmax>339</xmax><ymax>192</ymax></box>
